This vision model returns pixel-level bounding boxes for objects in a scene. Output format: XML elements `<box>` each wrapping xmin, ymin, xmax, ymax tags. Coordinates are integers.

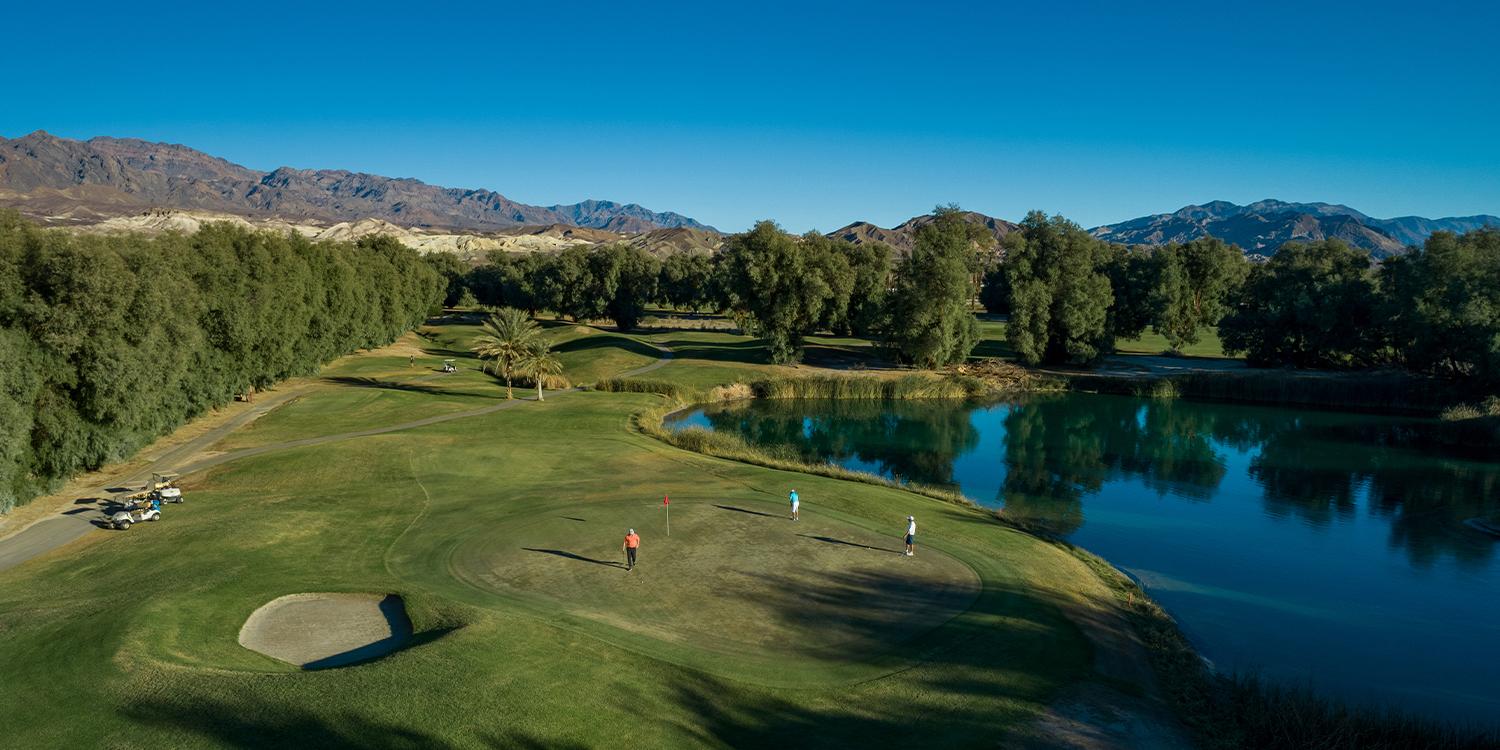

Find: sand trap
<box><xmin>238</xmin><ymin>593</ymin><xmax>413</xmax><ymax>669</ymax></box>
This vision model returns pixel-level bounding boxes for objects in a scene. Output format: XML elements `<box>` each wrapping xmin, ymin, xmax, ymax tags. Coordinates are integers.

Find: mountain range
<box><xmin>0</xmin><ymin>131</ymin><xmax>714</xmax><ymax>233</ymax></box>
<box><xmin>1089</xmin><ymin>200</ymin><xmax>1498</xmax><ymax>258</ymax></box>
<box><xmin>3</xmin><ymin>131</ymin><xmax>1493</xmax><ymax>259</ymax></box>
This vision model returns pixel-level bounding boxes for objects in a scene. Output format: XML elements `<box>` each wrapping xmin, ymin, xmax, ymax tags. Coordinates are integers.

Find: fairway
<box><xmin>449</xmin><ymin>498</ymin><xmax>981</xmax><ymax>665</ymax></box>
<box><xmin>0</xmin><ymin>319</ymin><xmax>1163</xmax><ymax>747</ymax></box>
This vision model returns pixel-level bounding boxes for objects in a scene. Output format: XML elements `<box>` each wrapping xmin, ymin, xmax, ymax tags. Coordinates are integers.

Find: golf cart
<box><xmin>150</xmin><ymin>472</ymin><xmax>183</xmax><ymax>504</ymax></box>
<box><xmin>441</xmin><ymin>359</ymin><xmax>457</xmax><ymax>373</ymax></box>
<box><xmin>108</xmin><ymin>492</ymin><xmax>161</xmax><ymax>530</ymax></box>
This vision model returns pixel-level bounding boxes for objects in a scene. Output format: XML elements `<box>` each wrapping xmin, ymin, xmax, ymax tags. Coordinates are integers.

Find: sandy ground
<box><xmin>238</xmin><ymin>593</ymin><xmax>413</xmax><ymax>668</ymax></box>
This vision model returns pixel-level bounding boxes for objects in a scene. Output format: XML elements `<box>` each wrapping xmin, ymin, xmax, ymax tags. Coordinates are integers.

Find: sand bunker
<box><xmin>238</xmin><ymin>593</ymin><xmax>413</xmax><ymax>669</ymax></box>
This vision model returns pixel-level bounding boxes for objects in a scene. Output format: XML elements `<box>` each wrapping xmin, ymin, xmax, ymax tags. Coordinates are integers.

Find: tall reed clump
<box><xmin>749</xmin><ymin>373</ymin><xmax>988</xmax><ymax>400</ymax></box>
<box><xmin>592</xmin><ymin>377</ymin><xmax>684</xmax><ymax>399</ymax></box>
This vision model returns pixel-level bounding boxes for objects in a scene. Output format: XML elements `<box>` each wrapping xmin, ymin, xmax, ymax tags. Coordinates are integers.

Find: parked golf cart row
<box><xmin>106</xmin><ymin>473</ymin><xmax>185</xmax><ymax>531</ymax></box>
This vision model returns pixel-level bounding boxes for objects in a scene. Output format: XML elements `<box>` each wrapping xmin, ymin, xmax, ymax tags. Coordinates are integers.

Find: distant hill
<box><xmin>828</xmin><ymin>211</ymin><xmax>1016</xmax><ymax>254</ymax></box>
<box><xmin>0</xmin><ymin>130</ymin><xmax>715</xmax><ymax>233</ymax></box>
<box><xmin>1090</xmin><ymin>200</ymin><xmax>1498</xmax><ymax>258</ymax></box>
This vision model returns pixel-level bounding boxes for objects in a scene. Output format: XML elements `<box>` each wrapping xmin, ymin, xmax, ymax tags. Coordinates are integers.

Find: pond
<box><xmin>670</xmin><ymin>393</ymin><xmax>1500</xmax><ymax>725</ymax></box>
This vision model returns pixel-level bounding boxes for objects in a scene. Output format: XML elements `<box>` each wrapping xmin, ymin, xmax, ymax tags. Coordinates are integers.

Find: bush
<box><xmin>592</xmin><ymin>378</ymin><xmax>683</xmax><ymax>398</ymax></box>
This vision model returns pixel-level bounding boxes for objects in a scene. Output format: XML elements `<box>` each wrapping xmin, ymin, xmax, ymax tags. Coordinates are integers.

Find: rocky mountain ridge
<box><xmin>1090</xmin><ymin>199</ymin><xmax>1498</xmax><ymax>257</ymax></box>
<box><xmin>0</xmin><ymin>130</ymin><xmax>714</xmax><ymax>234</ymax></box>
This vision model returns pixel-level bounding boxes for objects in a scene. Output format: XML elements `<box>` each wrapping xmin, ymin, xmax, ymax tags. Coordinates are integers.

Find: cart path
<box><xmin>0</xmin><ymin>337</ymin><xmax>672</xmax><ymax>574</ymax></box>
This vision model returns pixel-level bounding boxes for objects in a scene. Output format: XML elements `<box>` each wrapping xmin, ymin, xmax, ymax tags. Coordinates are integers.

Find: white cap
<box><xmin>628</xmin><ymin>528</ymin><xmax>635</xmax><ymax>534</ymax></box>
<box><xmin>907</xmin><ymin>515</ymin><xmax>914</xmax><ymax>520</ymax></box>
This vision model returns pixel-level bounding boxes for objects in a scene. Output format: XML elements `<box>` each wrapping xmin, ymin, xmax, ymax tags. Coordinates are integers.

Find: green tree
<box><xmin>1004</xmin><ymin>211</ymin><xmax>1115</xmax><ymax>365</ymax></box>
<box><xmin>1218</xmin><ymin>240</ymin><xmax>1380</xmax><ymax>367</ymax></box>
<box><xmin>883</xmin><ymin>206</ymin><xmax>982</xmax><ymax>368</ymax></box>
<box><xmin>1151</xmin><ymin>237</ymin><xmax>1248</xmax><ymax>352</ymax></box>
<box><xmin>718</xmin><ymin>221</ymin><xmax>834</xmax><ymax>363</ymax></box>
<box><xmin>801</xmin><ymin>234</ymin><xmax>857</xmax><ymax>335</ymax></box>
<box><xmin>469</xmin><ymin>307</ymin><xmax>541</xmax><ymax>398</ymax></box>
<box><xmin>424</xmin><ymin>253</ymin><xmax>470</xmax><ymax>307</ymax></box>
<box><xmin>1381</xmin><ymin>228</ymin><xmax>1500</xmax><ymax>382</ymax></box>
<box><xmin>593</xmin><ymin>244</ymin><xmax>659</xmax><ymax>331</ymax></box>
<box><xmin>1102</xmin><ymin>245</ymin><xmax>1158</xmax><ymax>342</ymax></box>
<box><xmin>845</xmin><ymin>240</ymin><xmax>893</xmax><ymax>336</ymax></box>
<box><xmin>658</xmin><ymin>252</ymin><xmax>715</xmax><ymax>312</ymax></box>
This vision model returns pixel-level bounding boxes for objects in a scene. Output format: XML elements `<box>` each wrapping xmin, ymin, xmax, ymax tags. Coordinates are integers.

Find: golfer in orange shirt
<box><xmin>623</xmin><ymin>528</ymin><xmax>641</xmax><ymax>571</ymax></box>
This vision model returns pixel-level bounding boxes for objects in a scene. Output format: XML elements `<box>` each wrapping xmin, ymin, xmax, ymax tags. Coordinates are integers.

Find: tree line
<box><xmin>0</xmin><ymin>213</ymin><xmax>442</xmax><ymax>511</ymax></box>
<box><xmin>435</xmin><ymin>207</ymin><xmax>1500</xmax><ymax>386</ymax></box>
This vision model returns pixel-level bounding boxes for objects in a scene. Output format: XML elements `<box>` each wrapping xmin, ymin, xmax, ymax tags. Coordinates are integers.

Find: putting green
<box><xmin>448</xmin><ymin>498</ymin><xmax>980</xmax><ymax>664</ymax></box>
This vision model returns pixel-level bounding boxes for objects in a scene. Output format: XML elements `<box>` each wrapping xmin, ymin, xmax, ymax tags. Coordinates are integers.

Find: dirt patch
<box><xmin>238</xmin><ymin>593</ymin><xmax>413</xmax><ymax>669</ymax></box>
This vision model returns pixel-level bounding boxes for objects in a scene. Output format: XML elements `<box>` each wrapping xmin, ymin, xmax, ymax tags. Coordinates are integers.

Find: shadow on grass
<box><xmin>522</xmin><ymin>547</ymin><xmax>626</xmax><ymax>569</ymax></box>
<box><xmin>713</xmin><ymin>504</ymin><xmax>779</xmax><ymax>518</ymax></box>
<box><xmin>553</xmin><ymin>333</ymin><xmax>661</xmax><ymax>360</ymax></box>
<box><xmin>324</xmin><ymin>376</ymin><xmax>501</xmax><ymax>401</ymax></box>
<box><xmin>795</xmin><ymin>533</ymin><xmax>901</xmax><ymax>555</ymax></box>
<box><xmin>121</xmin><ymin>697</ymin><xmax>582</xmax><ymax>749</ymax></box>
<box><xmin>660</xmin><ymin>338</ymin><xmax>768</xmax><ymax>365</ymax></box>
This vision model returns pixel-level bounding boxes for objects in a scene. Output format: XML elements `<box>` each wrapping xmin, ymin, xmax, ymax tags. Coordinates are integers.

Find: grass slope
<box><xmin>0</xmin><ymin>318</ymin><xmax>1132</xmax><ymax>748</ymax></box>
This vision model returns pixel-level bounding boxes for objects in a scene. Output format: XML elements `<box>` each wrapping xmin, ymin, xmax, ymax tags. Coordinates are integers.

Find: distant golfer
<box><xmin>623</xmin><ymin>528</ymin><xmax>641</xmax><ymax>571</ymax></box>
<box><xmin>904</xmin><ymin>515</ymin><xmax>917</xmax><ymax>557</ymax></box>
<box><xmin>789</xmin><ymin>489</ymin><xmax>800</xmax><ymax>521</ymax></box>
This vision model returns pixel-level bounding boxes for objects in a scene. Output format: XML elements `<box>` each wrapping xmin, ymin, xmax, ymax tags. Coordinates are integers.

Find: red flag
<box><xmin>663</xmin><ymin>495</ymin><xmax>670</xmax><ymax>506</ymax></box>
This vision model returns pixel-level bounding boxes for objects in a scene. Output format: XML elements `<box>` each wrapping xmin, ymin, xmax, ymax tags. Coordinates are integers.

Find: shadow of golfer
<box><xmin>714</xmin><ymin>504</ymin><xmax>779</xmax><ymax>518</ymax></box>
<box><xmin>796</xmin><ymin>534</ymin><xmax>902</xmax><ymax>555</ymax></box>
<box><xmin>523</xmin><ymin>548</ymin><xmax>626</xmax><ymax>568</ymax></box>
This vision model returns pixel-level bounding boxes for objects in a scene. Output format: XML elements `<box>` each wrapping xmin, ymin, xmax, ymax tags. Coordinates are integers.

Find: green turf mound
<box><xmin>238</xmin><ymin>593</ymin><xmax>414</xmax><ymax>669</ymax></box>
<box><xmin>447</xmin><ymin>499</ymin><xmax>981</xmax><ymax>662</ymax></box>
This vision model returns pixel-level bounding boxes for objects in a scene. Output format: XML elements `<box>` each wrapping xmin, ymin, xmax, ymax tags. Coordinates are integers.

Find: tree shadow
<box><xmin>552</xmin><ymin>334</ymin><xmax>661</xmax><ymax>360</ymax></box>
<box><xmin>713</xmin><ymin>504</ymin><xmax>779</xmax><ymax>518</ymax></box>
<box><xmin>795</xmin><ymin>533</ymin><xmax>901</xmax><ymax>555</ymax></box>
<box><xmin>324</xmin><ymin>376</ymin><xmax>500</xmax><ymax>401</ymax></box>
<box><xmin>522</xmin><ymin>547</ymin><xmax>626</xmax><ymax>569</ymax></box>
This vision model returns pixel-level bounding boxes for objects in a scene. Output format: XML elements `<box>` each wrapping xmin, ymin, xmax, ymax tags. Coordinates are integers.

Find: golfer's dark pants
<box><xmin>627</xmin><ymin>547</ymin><xmax>637</xmax><ymax>568</ymax></box>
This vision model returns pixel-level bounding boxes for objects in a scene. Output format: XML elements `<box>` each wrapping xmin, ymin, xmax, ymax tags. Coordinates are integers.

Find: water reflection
<box><xmin>700</xmin><ymin>400</ymin><xmax>981</xmax><ymax>489</ymax></box>
<box><xmin>675</xmin><ymin>393</ymin><xmax>1500</xmax><ymax>722</ymax></box>
<box><xmin>689</xmin><ymin>395</ymin><xmax>1500</xmax><ymax>569</ymax></box>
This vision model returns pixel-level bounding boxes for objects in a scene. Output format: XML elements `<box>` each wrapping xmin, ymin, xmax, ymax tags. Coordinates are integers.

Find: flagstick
<box><xmin>666</xmin><ymin>500</ymin><xmax>671</xmax><ymax>537</ymax></box>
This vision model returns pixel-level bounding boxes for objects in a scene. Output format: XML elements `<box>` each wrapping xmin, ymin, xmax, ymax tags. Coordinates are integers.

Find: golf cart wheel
<box><xmin>116</xmin><ymin>520</ymin><xmax>132</xmax><ymax>530</ymax></box>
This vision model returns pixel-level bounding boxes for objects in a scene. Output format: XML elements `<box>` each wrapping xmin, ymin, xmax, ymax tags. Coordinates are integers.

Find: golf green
<box><xmin>447</xmin><ymin>498</ymin><xmax>980</xmax><ymax>669</ymax></box>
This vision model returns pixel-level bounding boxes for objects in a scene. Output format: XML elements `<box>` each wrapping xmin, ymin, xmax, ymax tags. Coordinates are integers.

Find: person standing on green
<box><xmin>623</xmin><ymin>528</ymin><xmax>641</xmax><ymax>571</ymax></box>
<box><xmin>789</xmin><ymin>489</ymin><xmax>800</xmax><ymax>521</ymax></box>
<box><xmin>904</xmin><ymin>515</ymin><xmax>917</xmax><ymax>557</ymax></box>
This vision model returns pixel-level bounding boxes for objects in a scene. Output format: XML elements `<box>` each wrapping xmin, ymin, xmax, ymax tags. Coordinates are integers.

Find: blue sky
<box><xmin>3</xmin><ymin>1</ymin><xmax>1496</xmax><ymax>232</ymax></box>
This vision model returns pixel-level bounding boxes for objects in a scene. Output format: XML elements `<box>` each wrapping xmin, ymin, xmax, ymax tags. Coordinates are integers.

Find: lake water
<box><xmin>671</xmin><ymin>394</ymin><xmax>1500</xmax><ymax>725</ymax></box>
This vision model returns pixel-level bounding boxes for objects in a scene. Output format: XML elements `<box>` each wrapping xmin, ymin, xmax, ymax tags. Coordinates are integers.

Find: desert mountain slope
<box><xmin>0</xmin><ymin>130</ymin><xmax>715</xmax><ymax>233</ymax></box>
<box><xmin>1091</xmin><ymin>200</ymin><xmax>1497</xmax><ymax>257</ymax></box>
<box><xmin>828</xmin><ymin>211</ymin><xmax>1017</xmax><ymax>253</ymax></box>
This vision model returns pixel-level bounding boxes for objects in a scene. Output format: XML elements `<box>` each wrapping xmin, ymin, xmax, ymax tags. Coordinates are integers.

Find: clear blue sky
<box><xmin>4</xmin><ymin>1</ymin><xmax>1496</xmax><ymax>232</ymax></box>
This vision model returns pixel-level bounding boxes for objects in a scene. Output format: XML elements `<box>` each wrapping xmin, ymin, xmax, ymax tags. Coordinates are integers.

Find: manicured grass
<box><xmin>0</xmin><ymin>318</ymin><xmax>1126</xmax><ymax>747</ymax></box>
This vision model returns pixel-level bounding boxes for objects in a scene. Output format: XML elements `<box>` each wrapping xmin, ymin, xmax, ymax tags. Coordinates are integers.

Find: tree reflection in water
<box><xmin>689</xmin><ymin>394</ymin><xmax>1500</xmax><ymax>567</ymax></box>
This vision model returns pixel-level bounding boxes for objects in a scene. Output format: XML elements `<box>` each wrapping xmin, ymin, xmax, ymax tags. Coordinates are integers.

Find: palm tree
<box><xmin>518</xmin><ymin>343</ymin><xmax>565</xmax><ymax>402</ymax></box>
<box><xmin>470</xmin><ymin>308</ymin><xmax>540</xmax><ymax>398</ymax></box>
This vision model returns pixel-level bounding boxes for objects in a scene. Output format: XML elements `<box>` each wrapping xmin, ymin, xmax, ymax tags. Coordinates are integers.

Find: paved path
<box><xmin>0</xmin><ymin>334</ymin><xmax>672</xmax><ymax>574</ymax></box>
